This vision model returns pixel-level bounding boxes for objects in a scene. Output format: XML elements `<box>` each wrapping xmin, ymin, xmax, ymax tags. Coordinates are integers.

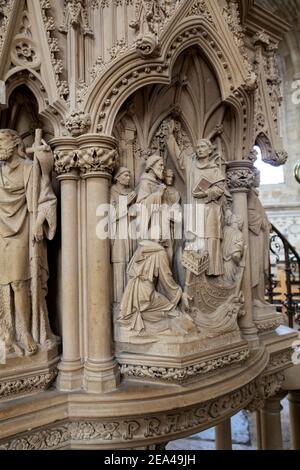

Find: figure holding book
<box><xmin>166</xmin><ymin>121</ymin><xmax>229</xmax><ymax>276</ymax></box>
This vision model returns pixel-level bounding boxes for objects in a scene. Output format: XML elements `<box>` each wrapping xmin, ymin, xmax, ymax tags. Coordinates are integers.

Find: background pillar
<box><xmin>227</xmin><ymin>161</ymin><xmax>259</xmax><ymax>348</ymax></box>
<box><xmin>260</xmin><ymin>394</ymin><xmax>284</xmax><ymax>450</ymax></box>
<box><xmin>288</xmin><ymin>390</ymin><xmax>300</xmax><ymax>450</ymax></box>
<box><xmin>79</xmin><ymin>135</ymin><xmax>120</xmax><ymax>393</ymax></box>
<box><xmin>215</xmin><ymin>419</ymin><xmax>232</xmax><ymax>450</ymax></box>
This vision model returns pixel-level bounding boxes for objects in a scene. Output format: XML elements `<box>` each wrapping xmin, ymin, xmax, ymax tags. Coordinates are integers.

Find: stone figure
<box><xmin>248</xmin><ymin>168</ymin><xmax>272</xmax><ymax>307</ymax></box>
<box><xmin>0</xmin><ymin>129</ymin><xmax>57</xmax><ymax>356</ymax></box>
<box><xmin>223</xmin><ymin>210</ymin><xmax>245</xmax><ymax>285</ymax></box>
<box><xmin>118</xmin><ymin>240</ymin><xmax>194</xmax><ymax>337</ymax></box>
<box><xmin>163</xmin><ymin>168</ymin><xmax>181</xmax><ymax>264</ymax></box>
<box><xmin>136</xmin><ymin>154</ymin><xmax>168</xmax><ymax>242</ymax></box>
<box><xmin>110</xmin><ymin>167</ymin><xmax>137</xmax><ymax>304</ymax></box>
<box><xmin>166</xmin><ymin>120</ymin><xmax>229</xmax><ymax>276</ymax></box>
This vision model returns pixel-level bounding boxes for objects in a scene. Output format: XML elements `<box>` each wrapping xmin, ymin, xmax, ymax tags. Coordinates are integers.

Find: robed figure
<box><xmin>0</xmin><ymin>129</ymin><xmax>57</xmax><ymax>356</ymax></box>
<box><xmin>248</xmin><ymin>169</ymin><xmax>271</xmax><ymax>306</ymax></box>
<box><xmin>110</xmin><ymin>167</ymin><xmax>137</xmax><ymax>304</ymax></box>
<box><xmin>166</xmin><ymin>121</ymin><xmax>229</xmax><ymax>276</ymax></box>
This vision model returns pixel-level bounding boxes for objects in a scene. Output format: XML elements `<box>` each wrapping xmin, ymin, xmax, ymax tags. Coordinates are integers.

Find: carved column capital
<box><xmin>76</xmin><ymin>134</ymin><xmax>117</xmax><ymax>176</ymax></box>
<box><xmin>51</xmin><ymin>134</ymin><xmax>118</xmax><ymax>177</ymax></box>
<box><xmin>226</xmin><ymin>161</ymin><xmax>255</xmax><ymax>193</ymax></box>
<box><xmin>51</xmin><ymin>136</ymin><xmax>78</xmax><ymax>176</ymax></box>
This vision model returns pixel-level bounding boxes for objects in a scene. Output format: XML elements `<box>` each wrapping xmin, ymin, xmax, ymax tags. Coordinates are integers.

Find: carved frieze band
<box><xmin>54</xmin><ymin>147</ymin><xmax>117</xmax><ymax>175</ymax></box>
<box><xmin>0</xmin><ymin>369</ymin><xmax>58</xmax><ymax>400</ymax></box>
<box><xmin>254</xmin><ymin>316</ymin><xmax>284</xmax><ymax>333</ymax></box>
<box><xmin>0</xmin><ymin>367</ymin><xmax>290</xmax><ymax>450</ymax></box>
<box><xmin>0</xmin><ymin>379</ymin><xmax>258</xmax><ymax>449</ymax></box>
<box><xmin>246</xmin><ymin>372</ymin><xmax>285</xmax><ymax>412</ymax></box>
<box><xmin>120</xmin><ymin>348</ymin><xmax>250</xmax><ymax>382</ymax></box>
<box><xmin>269</xmin><ymin>350</ymin><xmax>292</xmax><ymax>370</ymax></box>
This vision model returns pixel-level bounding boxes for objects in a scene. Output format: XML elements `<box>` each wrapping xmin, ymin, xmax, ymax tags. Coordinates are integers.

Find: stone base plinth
<box><xmin>117</xmin><ymin>338</ymin><xmax>250</xmax><ymax>384</ymax></box>
<box><xmin>0</xmin><ymin>345</ymin><xmax>59</xmax><ymax>401</ymax></box>
<box><xmin>254</xmin><ymin>307</ymin><xmax>284</xmax><ymax>334</ymax></box>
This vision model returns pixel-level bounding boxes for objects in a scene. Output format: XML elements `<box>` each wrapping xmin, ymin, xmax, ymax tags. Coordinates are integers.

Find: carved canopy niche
<box><xmin>0</xmin><ymin>85</ymin><xmax>54</xmax><ymax>146</ymax></box>
<box><xmin>113</xmin><ymin>45</ymin><xmax>238</xmax><ymax>191</ymax></box>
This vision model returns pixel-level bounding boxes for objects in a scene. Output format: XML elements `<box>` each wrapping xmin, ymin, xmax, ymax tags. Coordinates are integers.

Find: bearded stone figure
<box><xmin>166</xmin><ymin>121</ymin><xmax>230</xmax><ymax>276</ymax></box>
<box><xmin>0</xmin><ymin>129</ymin><xmax>57</xmax><ymax>357</ymax></box>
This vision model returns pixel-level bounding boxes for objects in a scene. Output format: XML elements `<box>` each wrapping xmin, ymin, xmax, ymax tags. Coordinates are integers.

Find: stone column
<box><xmin>51</xmin><ymin>139</ymin><xmax>83</xmax><ymax>391</ymax></box>
<box><xmin>260</xmin><ymin>395</ymin><xmax>284</xmax><ymax>450</ymax></box>
<box><xmin>255</xmin><ymin>411</ymin><xmax>263</xmax><ymax>450</ymax></box>
<box><xmin>78</xmin><ymin>135</ymin><xmax>120</xmax><ymax>393</ymax></box>
<box><xmin>227</xmin><ymin>161</ymin><xmax>258</xmax><ymax>348</ymax></box>
<box><xmin>215</xmin><ymin>419</ymin><xmax>232</xmax><ymax>450</ymax></box>
<box><xmin>288</xmin><ymin>390</ymin><xmax>300</xmax><ymax>450</ymax></box>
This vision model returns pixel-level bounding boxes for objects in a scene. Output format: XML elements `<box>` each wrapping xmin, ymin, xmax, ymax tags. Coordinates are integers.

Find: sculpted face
<box><xmin>196</xmin><ymin>140</ymin><xmax>213</xmax><ymax>160</ymax></box>
<box><xmin>0</xmin><ymin>132</ymin><xmax>15</xmax><ymax>162</ymax></box>
<box><xmin>152</xmin><ymin>159</ymin><xmax>165</xmax><ymax>181</ymax></box>
<box><xmin>117</xmin><ymin>171</ymin><xmax>131</xmax><ymax>187</ymax></box>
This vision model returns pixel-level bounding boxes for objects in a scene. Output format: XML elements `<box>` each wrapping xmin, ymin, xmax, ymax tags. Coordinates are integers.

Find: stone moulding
<box><xmin>269</xmin><ymin>350</ymin><xmax>292</xmax><ymax>370</ymax></box>
<box><xmin>120</xmin><ymin>347</ymin><xmax>250</xmax><ymax>383</ymax></box>
<box><xmin>0</xmin><ymin>369</ymin><xmax>58</xmax><ymax>400</ymax></box>
<box><xmin>254</xmin><ymin>316</ymin><xmax>284</xmax><ymax>333</ymax></box>
<box><xmin>0</xmin><ymin>339</ymin><xmax>294</xmax><ymax>449</ymax></box>
<box><xmin>0</xmin><ymin>379</ymin><xmax>259</xmax><ymax>450</ymax></box>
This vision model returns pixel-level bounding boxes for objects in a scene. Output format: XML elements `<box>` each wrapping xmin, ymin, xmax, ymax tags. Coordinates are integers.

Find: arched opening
<box><xmin>112</xmin><ymin>45</ymin><xmax>237</xmax><ymax>197</ymax></box>
<box><xmin>254</xmin><ymin>145</ymin><xmax>285</xmax><ymax>185</ymax></box>
<box><xmin>0</xmin><ymin>85</ymin><xmax>54</xmax><ymax>146</ymax></box>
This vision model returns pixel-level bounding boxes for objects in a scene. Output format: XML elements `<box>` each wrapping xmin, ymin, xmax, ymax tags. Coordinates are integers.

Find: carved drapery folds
<box><xmin>0</xmin><ymin>129</ymin><xmax>59</xmax><ymax>397</ymax></box>
<box><xmin>112</xmin><ymin>61</ymin><xmax>251</xmax><ymax>376</ymax></box>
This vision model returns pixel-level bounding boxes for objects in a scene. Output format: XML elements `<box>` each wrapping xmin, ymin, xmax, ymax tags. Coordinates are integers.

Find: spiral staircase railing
<box><xmin>267</xmin><ymin>224</ymin><xmax>300</xmax><ymax>329</ymax></box>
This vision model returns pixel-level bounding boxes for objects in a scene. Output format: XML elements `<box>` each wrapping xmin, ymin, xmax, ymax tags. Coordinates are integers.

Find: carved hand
<box><xmin>193</xmin><ymin>190</ymin><xmax>207</xmax><ymax>199</ymax></box>
<box><xmin>181</xmin><ymin>292</ymin><xmax>193</xmax><ymax>312</ymax></box>
<box><xmin>33</xmin><ymin>214</ymin><xmax>46</xmax><ymax>243</ymax></box>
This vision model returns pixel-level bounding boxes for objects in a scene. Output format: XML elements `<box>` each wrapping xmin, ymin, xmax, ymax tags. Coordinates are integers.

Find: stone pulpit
<box><xmin>0</xmin><ymin>0</ymin><xmax>297</xmax><ymax>450</ymax></box>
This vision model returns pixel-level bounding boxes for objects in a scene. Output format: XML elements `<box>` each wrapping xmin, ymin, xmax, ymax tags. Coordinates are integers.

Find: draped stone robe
<box><xmin>248</xmin><ymin>187</ymin><xmax>271</xmax><ymax>303</ymax></box>
<box><xmin>136</xmin><ymin>171</ymin><xmax>168</xmax><ymax>242</ymax></box>
<box><xmin>0</xmin><ymin>156</ymin><xmax>56</xmax><ymax>345</ymax></box>
<box><xmin>110</xmin><ymin>184</ymin><xmax>136</xmax><ymax>303</ymax></box>
<box><xmin>118</xmin><ymin>240</ymin><xmax>182</xmax><ymax>335</ymax></box>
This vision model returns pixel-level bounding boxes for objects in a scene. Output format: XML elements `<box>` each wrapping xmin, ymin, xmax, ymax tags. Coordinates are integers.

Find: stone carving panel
<box><xmin>111</xmin><ymin>46</ymin><xmax>251</xmax><ymax>381</ymax></box>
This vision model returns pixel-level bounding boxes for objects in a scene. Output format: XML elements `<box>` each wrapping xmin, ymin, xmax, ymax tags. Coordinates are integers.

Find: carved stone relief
<box><xmin>112</xmin><ymin>48</ymin><xmax>250</xmax><ymax>380</ymax></box>
<box><xmin>247</xmin><ymin>165</ymin><xmax>279</xmax><ymax>320</ymax></box>
<box><xmin>0</xmin><ymin>129</ymin><xmax>58</xmax><ymax>357</ymax></box>
<box><xmin>0</xmin><ymin>0</ymin><xmax>294</xmax><ymax>449</ymax></box>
